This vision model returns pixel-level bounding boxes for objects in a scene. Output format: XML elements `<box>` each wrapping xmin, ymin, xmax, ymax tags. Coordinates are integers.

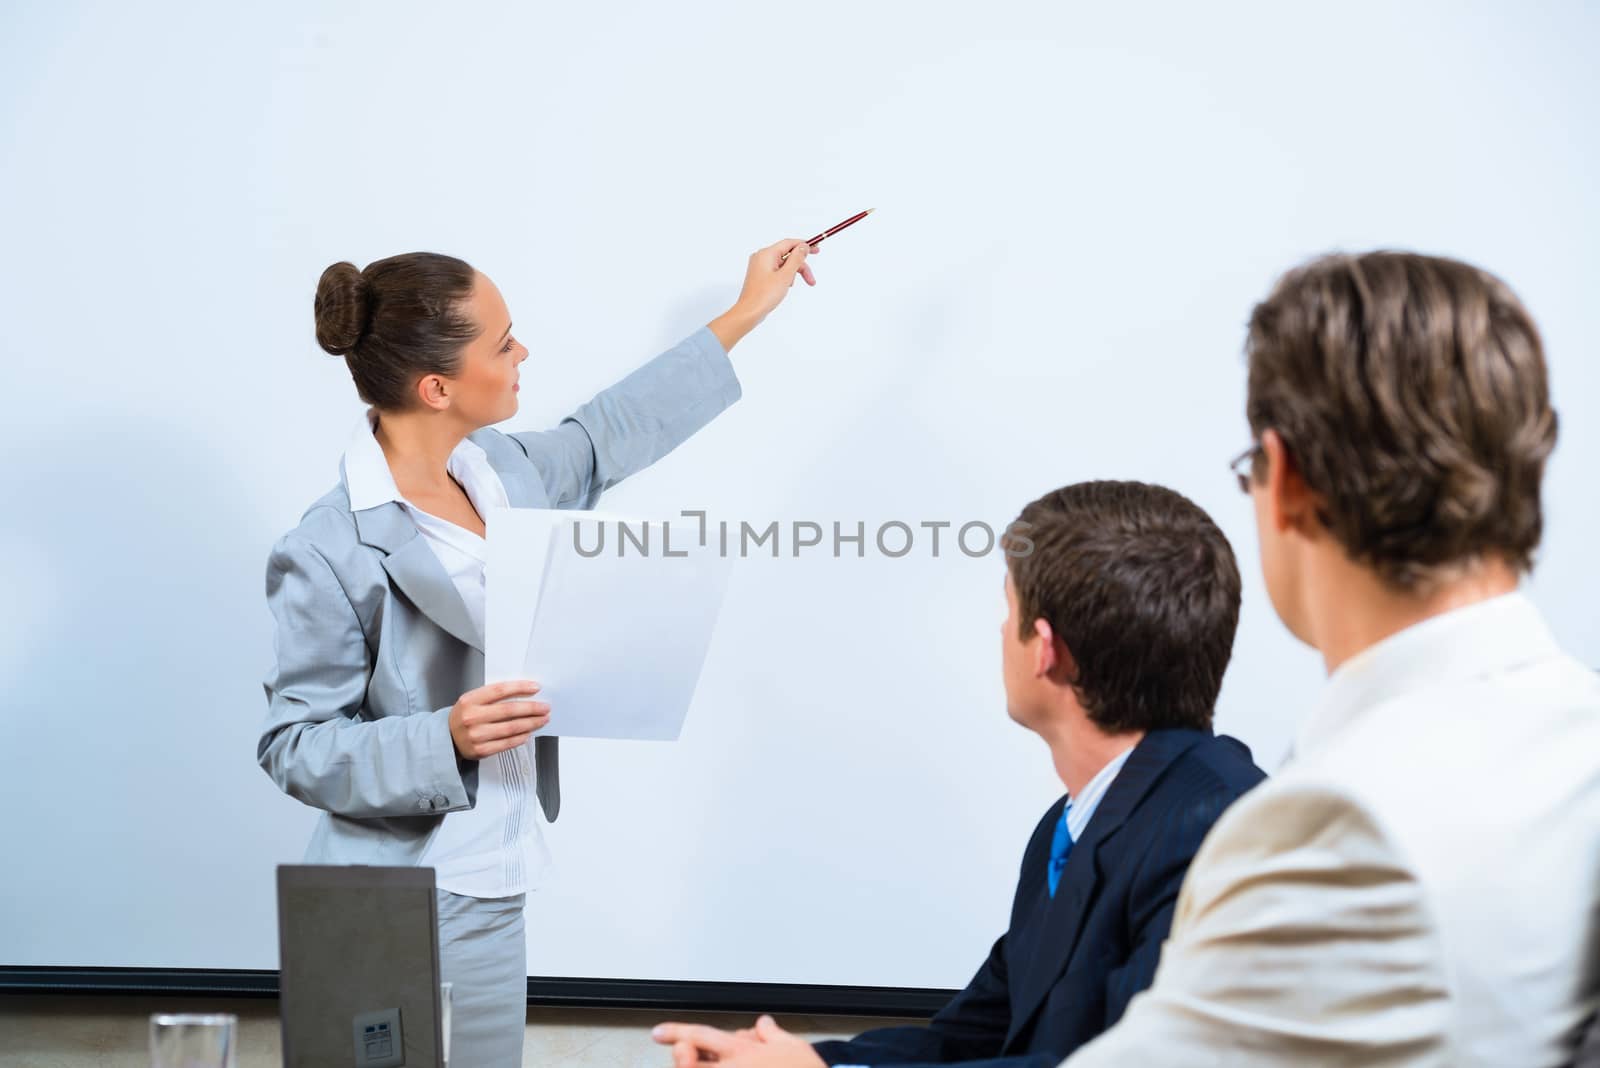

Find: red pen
<box><xmin>781</xmin><ymin>209</ymin><xmax>874</xmax><ymax>262</ymax></box>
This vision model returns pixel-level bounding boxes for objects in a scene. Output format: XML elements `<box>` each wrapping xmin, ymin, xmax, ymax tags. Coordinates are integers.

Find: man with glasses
<box><xmin>1059</xmin><ymin>252</ymin><xmax>1600</xmax><ymax>1066</ymax></box>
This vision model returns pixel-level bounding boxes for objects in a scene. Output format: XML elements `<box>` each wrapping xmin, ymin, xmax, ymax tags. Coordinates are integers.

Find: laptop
<box><xmin>276</xmin><ymin>865</ymin><xmax>445</xmax><ymax>1067</ymax></box>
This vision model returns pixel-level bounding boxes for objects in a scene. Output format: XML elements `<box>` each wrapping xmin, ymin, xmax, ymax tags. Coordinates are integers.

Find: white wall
<box><xmin>1</xmin><ymin>0</ymin><xmax>1596</xmax><ymax>990</ymax></box>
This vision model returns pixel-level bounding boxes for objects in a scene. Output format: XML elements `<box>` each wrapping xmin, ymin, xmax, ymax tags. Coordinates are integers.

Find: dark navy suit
<box><xmin>815</xmin><ymin>728</ymin><xmax>1265</xmax><ymax>1068</ymax></box>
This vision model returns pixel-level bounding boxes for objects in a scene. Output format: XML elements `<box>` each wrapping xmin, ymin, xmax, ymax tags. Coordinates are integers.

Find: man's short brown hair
<box><xmin>1246</xmin><ymin>251</ymin><xmax>1558</xmax><ymax>591</ymax></box>
<box><xmin>1005</xmin><ymin>481</ymin><xmax>1241</xmax><ymax>734</ymax></box>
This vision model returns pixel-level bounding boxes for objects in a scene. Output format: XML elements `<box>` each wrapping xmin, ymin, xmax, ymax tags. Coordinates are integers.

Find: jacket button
<box><xmin>416</xmin><ymin>798</ymin><xmax>431</xmax><ymax>811</ymax></box>
<box><xmin>432</xmin><ymin>794</ymin><xmax>449</xmax><ymax>808</ymax></box>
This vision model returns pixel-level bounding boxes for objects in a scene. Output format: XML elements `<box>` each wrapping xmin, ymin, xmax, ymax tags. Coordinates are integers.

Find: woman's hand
<box><xmin>448</xmin><ymin>679</ymin><xmax>550</xmax><ymax>760</ymax></box>
<box><xmin>708</xmin><ymin>238</ymin><xmax>817</xmax><ymax>352</ymax></box>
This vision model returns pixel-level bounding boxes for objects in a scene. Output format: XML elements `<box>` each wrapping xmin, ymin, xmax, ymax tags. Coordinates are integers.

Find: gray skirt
<box><xmin>436</xmin><ymin>890</ymin><xmax>527</xmax><ymax>1067</ymax></box>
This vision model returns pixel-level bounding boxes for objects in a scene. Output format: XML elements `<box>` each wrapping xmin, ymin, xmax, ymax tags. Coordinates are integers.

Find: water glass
<box><xmin>440</xmin><ymin>981</ymin><xmax>454</xmax><ymax>1067</ymax></box>
<box><xmin>149</xmin><ymin>1013</ymin><xmax>237</xmax><ymax>1068</ymax></box>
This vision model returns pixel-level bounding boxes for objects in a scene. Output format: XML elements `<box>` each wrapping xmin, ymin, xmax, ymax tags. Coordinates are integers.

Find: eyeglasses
<box><xmin>1229</xmin><ymin>444</ymin><xmax>1263</xmax><ymax>494</ymax></box>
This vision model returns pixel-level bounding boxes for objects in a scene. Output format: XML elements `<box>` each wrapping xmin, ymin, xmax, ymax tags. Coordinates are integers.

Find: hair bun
<box><xmin>314</xmin><ymin>261</ymin><xmax>373</xmax><ymax>356</ymax></box>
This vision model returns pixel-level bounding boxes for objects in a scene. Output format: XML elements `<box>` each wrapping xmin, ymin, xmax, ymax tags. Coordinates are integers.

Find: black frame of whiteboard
<box><xmin>0</xmin><ymin>967</ymin><xmax>952</xmax><ymax>1016</ymax></box>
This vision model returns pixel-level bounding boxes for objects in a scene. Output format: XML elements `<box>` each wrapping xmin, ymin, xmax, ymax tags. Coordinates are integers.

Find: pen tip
<box><xmin>866</xmin><ymin>208</ymin><xmax>875</xmax><ymax>213</ymax></box>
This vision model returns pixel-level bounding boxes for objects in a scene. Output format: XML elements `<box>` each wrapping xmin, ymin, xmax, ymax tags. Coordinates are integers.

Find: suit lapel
<box><xmin>345</xmin><ymin>456</ymin><xmax>486</xmax><ymax>654</ymax></box>
<box><xmin>470</xmin><ymin>428</ymin><xmax>549</xmax><ymax>509</ymax></box>
<box><xmin>1005</xmin><ymin>728</ymin><xmax>1212</xmax><ymax>1049</ymax></box>
<box><xmin>342</xmin><ymin>435</ymin><xmax>551</xmax><ymax>655</ymax></box>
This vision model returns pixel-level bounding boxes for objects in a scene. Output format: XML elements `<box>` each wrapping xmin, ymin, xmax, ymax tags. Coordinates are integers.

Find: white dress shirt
<box><xmin>343</xmin><ymin>408</ymin><xmax>552</xmax><ymax>898</ymax></box>
<box><xmin>1064</xmin><ymin>743</ymin><xmax>1135</xmax><ymax>842</ymax></box>
<box><xmin>1066</xmin><ymin>591</ymin><xmax>1600</xmax><ymax>1066</ymax></box>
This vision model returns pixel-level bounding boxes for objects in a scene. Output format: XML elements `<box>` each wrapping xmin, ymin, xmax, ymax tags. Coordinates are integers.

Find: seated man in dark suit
<box><xmin>654</xmin><ymin>480</ymin><xmax>1268</xmax><ymax>1068</ymax></box>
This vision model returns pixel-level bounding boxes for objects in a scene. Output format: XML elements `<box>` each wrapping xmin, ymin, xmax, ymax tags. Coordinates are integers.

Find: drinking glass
<box><xmin>440</xmin><ymin>981</ymin><xmax>454</xmax><ymax>1068</ymax></box>
<box><xmin>149</xmin><ymin>1013</ymin><xmax>237</xmax><ymax>1068</ymax></box>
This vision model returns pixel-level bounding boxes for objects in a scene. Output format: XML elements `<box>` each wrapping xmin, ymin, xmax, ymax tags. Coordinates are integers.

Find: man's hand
<box><xmin>652</xmin><ymin>1015</ymin><xmax>827</xmax><ymax>1068</ymax></box>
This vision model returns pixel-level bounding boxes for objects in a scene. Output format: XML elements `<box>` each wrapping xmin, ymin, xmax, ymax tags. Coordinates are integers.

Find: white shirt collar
<box><xmin>342</xmin><ymin>407</ymin><xmax>492</xmax><ymax>514</ymax></box>
<box><xmin>1065</xmin><ymin>742</ymin><xmax>1137</xmax><ymax>842</ymax></box>
<box><xmin>1293</xmin><ymin>590</ymin><xmax>1560</xmax><ymax>759</ymax></box>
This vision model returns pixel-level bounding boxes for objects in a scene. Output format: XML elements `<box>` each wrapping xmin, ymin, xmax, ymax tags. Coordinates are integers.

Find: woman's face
<box><xmin>444</xmin><ymin>271</ymin><xmax>528</xmax><ymax>427</ymax></box>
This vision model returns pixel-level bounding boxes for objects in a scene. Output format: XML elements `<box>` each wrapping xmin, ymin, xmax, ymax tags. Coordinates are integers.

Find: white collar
<box><xmin>1064</xmin><ymin>742</ymin><xmax>1137</xmax><ymax>841</ymax></box>
<box><xmin>1293</xmin><ymin>590</ymin><xmax>1559</xmax><ymax>758</ymax></box>
<box><xmin>342</xmin><ymin>407</ymin><xmax>491</xmax><ymax>514</ymax></box>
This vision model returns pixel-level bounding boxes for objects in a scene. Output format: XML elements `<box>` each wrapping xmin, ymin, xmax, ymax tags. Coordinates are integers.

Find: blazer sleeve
<box><xmin>1062</xmin><ymin>781</ymin><xmax>1452</xmax><ymax>1067</ymax></box>
<box><xmin>1100</xmin><ymin>782</ymin><xmax>1247</xmax><ymax>1031</ymax></box>
<box><xmin>257</xmin><ymin>530</ymin><xmax>475</xmax><ymax>819</ymax></box>
<box><xmin>815</xmin><ymin>934</ymin><xmax>1014</xmax><ymax>1066</ymax></box>
<box><xmin>817</xmin><ymin>802</ymin><xmax>1069</xmax><ymax>1067</ymax></box>
<box><xmin>508</xmin><ymin>326</ymin><xmax>741</xmax><ymax>509</ymax></box>
<box><xmin>829</xmin><ymin>1054</ymin><xmax>1060</xmax><ymax>1068</ymax></box>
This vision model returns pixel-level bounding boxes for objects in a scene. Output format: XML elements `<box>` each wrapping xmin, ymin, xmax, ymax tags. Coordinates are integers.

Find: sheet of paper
<box><xmin>484</xmin><ymin>507</ymin><xmax>566</xmax><ymax>687</ymax></box>
<box><xmin>486</xmin><ymin>509</ymin><xmax>734</xmax><ymax>741</ymax></box>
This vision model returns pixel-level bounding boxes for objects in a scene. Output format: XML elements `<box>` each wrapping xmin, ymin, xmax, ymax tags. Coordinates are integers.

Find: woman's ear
<box><xmin>416</xmin><ymin>373</ymin><xmax>451</xmax><ymax>412</ymax></box>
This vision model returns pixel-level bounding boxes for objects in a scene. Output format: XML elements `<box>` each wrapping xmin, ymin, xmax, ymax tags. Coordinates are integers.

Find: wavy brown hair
<box><xmin>1245</xmin><ymin>251</ymin><xmax>1558</xmax><ymax>592</ymax></box>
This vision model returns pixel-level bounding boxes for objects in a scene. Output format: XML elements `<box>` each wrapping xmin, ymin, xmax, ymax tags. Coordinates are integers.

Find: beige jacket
<box><xmin>1065</xmin><ymin>593</ymin><xmax>1600</xmax><ymax>1067</ymax></box>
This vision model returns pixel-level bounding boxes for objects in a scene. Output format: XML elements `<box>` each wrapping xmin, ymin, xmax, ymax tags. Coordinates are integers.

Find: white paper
<box><xmin>485</xmin><ymin>508</ymin><xmax>565</xmax><ymax>686</ymax></box>
<box><xmin>485</xmin><ymin>509</ymin><xmax>734</xmax><ymax>741</ymax></box>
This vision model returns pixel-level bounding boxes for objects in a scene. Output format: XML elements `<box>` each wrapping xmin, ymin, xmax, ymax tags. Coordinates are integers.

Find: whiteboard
<box><xmin>1</xmin><ymin>0</ymin><xmax>1596</xmax><ymax>992</ymax></box>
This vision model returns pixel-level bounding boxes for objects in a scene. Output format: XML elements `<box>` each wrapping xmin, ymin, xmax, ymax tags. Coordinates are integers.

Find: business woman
<box><xmin>258</xmin><ymin>238</ymin><xmax>815</xmax><ymax>1066</ymax></box>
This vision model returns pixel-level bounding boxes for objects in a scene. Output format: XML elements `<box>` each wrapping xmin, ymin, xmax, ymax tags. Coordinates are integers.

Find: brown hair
<box><xmin>1245</xmin><ymin>251</ymin><xmax>1558</xmax><ymax>591</ymax></box>
<box><xmin>1005</xmin><ymin>481</ymin><xmax>1241</xmax><ymax>734</ymax></box>
<box><xmin>313</xmin><ymin>252</ymin><xmax>480</xmax><ymax>410</ymax></box>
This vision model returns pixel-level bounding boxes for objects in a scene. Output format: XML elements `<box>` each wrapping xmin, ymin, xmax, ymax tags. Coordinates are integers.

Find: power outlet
<box><xmin>352</xmin><ymin>1006</ymin><xmax>406</xmax><ymax>1067</ymax></box>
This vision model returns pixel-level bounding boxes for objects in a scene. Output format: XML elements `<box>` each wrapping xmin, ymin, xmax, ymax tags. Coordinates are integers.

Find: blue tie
<box><xmin>1047</xmin><ymin>803</ymin><xmax>1073</xmax><ymax>897</ymax></box>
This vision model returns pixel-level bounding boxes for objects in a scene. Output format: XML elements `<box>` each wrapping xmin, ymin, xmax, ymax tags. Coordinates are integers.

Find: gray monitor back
<box><xmin>277</xmin><ymin>865</ymin><xmax>443</xmax><ymax>1068</ymax></box>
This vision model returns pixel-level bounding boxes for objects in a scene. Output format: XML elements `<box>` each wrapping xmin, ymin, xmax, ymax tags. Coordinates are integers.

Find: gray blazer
<box><xmin>259</xmin><ymin>326</ymin><xmax>740</xmax><ymax>867</ymax></box>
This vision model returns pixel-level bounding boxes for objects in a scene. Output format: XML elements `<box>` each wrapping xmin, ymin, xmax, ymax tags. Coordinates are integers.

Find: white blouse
<box><xmin>343</xmin><ymin>407</ymin><xmax>552</xmax><ymax>898</ymax></box>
